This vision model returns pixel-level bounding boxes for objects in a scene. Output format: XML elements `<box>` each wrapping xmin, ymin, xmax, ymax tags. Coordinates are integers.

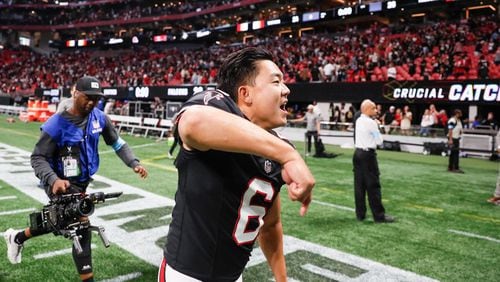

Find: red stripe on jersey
<box><xmin>158</xmin><ymin>257</ymin><xmax>167</xmax><ymax>282</ymax></box>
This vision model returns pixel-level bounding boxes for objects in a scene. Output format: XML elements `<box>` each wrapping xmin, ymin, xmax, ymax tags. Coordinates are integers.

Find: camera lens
<box><xmin>78</xmin><ymin>198</ymin><xmax>94</xmax><ymax>216</ymax></box>
<box><xmin>64</xmin><ymin>198</ymin><xmax>94</xmax><ymax>218</ymax></box>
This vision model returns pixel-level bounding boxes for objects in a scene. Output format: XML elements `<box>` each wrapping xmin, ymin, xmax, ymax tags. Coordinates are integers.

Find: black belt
<box><xmin>356</xmin><ymin>148</ymin><xmax>375</xmax><ymax>152</ymax></box>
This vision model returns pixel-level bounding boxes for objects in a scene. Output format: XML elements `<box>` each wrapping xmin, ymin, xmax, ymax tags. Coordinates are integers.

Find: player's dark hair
<box><xmin>217</xmin><ymin>47</ymin><xmax>275</xmax><ymax>102</ymax></box>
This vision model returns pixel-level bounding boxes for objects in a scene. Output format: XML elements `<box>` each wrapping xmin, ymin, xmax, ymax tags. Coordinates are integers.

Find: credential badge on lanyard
<box><xmin>62</xmin><ymin>146</ymin><xmax>80</xmax><ymax>177</ymax></box>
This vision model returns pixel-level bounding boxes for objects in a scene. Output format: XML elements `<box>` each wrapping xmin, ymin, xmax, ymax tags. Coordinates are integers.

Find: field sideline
<box><xmin>0</xmin><ymin>114</ymin><xmax>498</xmax><ymax>282</ymax></box>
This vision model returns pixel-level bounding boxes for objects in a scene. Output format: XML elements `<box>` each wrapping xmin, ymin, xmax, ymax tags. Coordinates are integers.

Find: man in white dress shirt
<box><xmin>353</xmin><ymin>99</ymin><xmax>395</xmax><ymax>223</ymax></box>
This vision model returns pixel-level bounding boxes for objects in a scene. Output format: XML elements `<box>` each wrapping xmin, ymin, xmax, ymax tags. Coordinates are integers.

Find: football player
<box><xmin>158</xmin><ymin>47</ymin><xmax>315</xmax><ymax>281</ymax></box>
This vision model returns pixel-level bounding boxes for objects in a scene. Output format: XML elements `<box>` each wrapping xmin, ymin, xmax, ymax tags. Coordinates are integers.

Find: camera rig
<box><xmin>29</xmin><ymin>191</ymin><xmax>122</xmax><ymax>254</ymax></box>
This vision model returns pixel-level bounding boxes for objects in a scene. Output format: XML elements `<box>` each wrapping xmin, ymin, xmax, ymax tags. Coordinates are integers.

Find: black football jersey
<box><xmin>164</xmin><ymin>90</ymin><xmax>288</xmax><ymax>281</ymax></box>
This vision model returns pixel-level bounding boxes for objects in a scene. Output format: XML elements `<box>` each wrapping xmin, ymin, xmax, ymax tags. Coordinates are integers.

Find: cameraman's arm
<box><xmin>102</xmin><ymin>115</ymin><xmax>148</xmax><ymax>178</ymax></box>
<box><xmin>31</xmin><ymin>132</ymin><xmax>69</xmax><ymax>194</ymax></box>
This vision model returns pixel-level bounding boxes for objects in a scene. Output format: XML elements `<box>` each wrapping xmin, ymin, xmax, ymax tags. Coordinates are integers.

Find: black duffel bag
<box><xmin>381</xmin><ymin>140</ymin><xmax>401</xmax><ymax>151</ymax></box>
<box><xmin>423</xmin><ymin>142</ymin><xmax>448</xmax><ymax>156</ymax></box>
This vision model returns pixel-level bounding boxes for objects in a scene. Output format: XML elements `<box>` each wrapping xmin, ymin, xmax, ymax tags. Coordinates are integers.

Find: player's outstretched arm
<box><xmin>178</xmin><ymin>105</ymin><xmax>315</xmax><ymax>213</ymax></box>
<box><xmin>178</xmin><ymin>105</ymin><xmax>294</xmax><ymax>157</ymax></box>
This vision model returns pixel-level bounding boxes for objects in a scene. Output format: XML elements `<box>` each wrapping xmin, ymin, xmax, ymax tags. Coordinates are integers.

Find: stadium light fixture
<box><xmin>196</xmin><ymin>30</ymin><xmax>210</xmax><ymax>38</ymax></box>
<box><xmin>278</xmin><ymin>29</ymin><xmax>292</xmax><ymax>38</ymax></box>
<box><xmin>465</xmin><ymin>5</ymin><xmax>496</xmax><ymax>19</ymax></box>
<box><xmin>299</xmin><ymin>27</ymin><xmax>314</xmax><ymax>37</ymax></box>
<box><xmin>243</xmin><ymin>35</ymin><xmax>253</xmax><ymax>44</ymax></box>
<box><xmin>467</xmin><ymin>4</ymin><xmax>496</xmax><ymax>11</ymax></box>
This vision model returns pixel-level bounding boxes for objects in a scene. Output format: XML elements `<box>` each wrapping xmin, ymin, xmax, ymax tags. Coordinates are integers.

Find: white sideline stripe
<box><xmin>100</xmin><ymin>143</ymin><xmax>158</xmax><ymax>155</ymax></box>
<box><xmin>158</xmin><ymin>214</ymin><xmax>172</xmax><ymax>221</ymax></box>
<box><xmin>100</xmin><ymin>272</ymin><xmax>142</xmax><ymax>282</ymax></box>
<box><xmin>448</xmin><ymin>229</ymin><xmax>500</xmax><ymax>244</ymax></box>
<box><xmin>301</xmin><ymin>263</ymin><xmax>353</xmax><ymax>281</ymax></box>
<box><xmin>0</xmin><ymin>195</ymin><xmax>17</xmax><ymax>200</ymax></box>
<box><xmin>34</xmin><ymin>244</ymin><xmax>97</xmax><ymax>259</ymax></box>
<box><xmin>313</xmin><ymin>200</ymin><xmax>355</xmax><ymax>212</ymax></box>
<box><xmin>0</xmin><ymin>208</ymin><xmax>36</xmax><ymax>216</ymax></box>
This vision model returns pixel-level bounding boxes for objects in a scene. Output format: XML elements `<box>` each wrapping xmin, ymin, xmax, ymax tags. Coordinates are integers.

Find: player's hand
<box><xmin>51</xmin><ymin>179</ymin><xmax>70</xmax><ymax>194</ymax></box>
<box><xmin>281</xmin><ymin>158</ymin><xmax>315</xmax><ymax>216</ymax></box>
<box><xmin>134</xmin><ymin>165</ymin><xmax>148</xmax><ymax>179</ymax></box>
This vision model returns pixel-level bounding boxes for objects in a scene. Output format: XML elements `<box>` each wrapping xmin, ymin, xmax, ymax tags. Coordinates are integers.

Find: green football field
<box><xmin>0</xmin><ymin>114</ymin><xmax>498</xmax><ymax>282</ymax></box>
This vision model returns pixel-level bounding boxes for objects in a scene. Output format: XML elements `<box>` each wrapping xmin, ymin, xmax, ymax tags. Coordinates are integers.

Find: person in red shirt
<box><xmin>437</xmin><ymin>109</ymin><xmax>449</xmax><ymax>136</ymax></box>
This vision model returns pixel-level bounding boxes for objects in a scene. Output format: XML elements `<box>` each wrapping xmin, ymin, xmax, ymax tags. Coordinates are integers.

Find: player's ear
<box><xmin>237</xmin><ymin>86</ymin><xmax>252</xmax><ymax>104</ymax></box>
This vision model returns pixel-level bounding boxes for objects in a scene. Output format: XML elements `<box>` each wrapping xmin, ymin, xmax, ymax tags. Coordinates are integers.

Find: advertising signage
<box><xmin>35</xmin><ymin>80</ymin><xmax>498</xmax><ymax>105</ymax></box>
<box><xmin>287</xmin><ymin>80</ymin><xmax>499</xmax><ymax>105</ymax></box>
<box><xmin>35</xmin><ymin>85</ymin><xmax>217</xmax><ymax>101</ymax></box>
<box><xmin>382</xmin><ymin>80</ymin><xmax>499</xmax><ymax>104</ymax></box>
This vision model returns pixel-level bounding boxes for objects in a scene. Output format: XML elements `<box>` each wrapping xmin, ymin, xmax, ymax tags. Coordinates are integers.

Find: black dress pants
<box><xmin>305</xmin><ymin>130</ymin><xmax>318</xmax><ymax>154</ymax></box>
<box><xmin>353</xmin><ymin>149</ymin><xmax>385</xmax><ymax>220</ymax></box>
<box><xmin>448</xmin><ymin>138</ymin><xmax>460</xmax><ymax>170</ymax></box>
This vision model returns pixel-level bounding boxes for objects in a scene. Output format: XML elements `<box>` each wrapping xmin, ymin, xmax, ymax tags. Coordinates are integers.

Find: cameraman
<box><xmin>3</xmin><ymin>76</ymin><xmax>148</xmax><ymax>282</ymax></box>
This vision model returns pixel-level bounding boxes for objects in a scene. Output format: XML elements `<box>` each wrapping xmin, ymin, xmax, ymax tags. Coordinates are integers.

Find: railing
<box><xmin>0</xmin><ymin>105</ymin><xmax>26</xmax><ymax>115</ymax></box>
<box><xmin>108</xmin><ymin>114</ymin><xmax>172</xmax><ymax>140</ymax></box>
<box><xmin>316</xmin><ymin>121</ymin><xmax>448</xmax><ymax>138</ymax></box>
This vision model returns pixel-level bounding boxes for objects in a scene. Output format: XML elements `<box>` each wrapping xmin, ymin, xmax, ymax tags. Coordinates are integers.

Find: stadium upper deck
<box><xmin>0</xmin><ymin>0</ymin><xmax>498</xmax><ymax>96</ymax></box>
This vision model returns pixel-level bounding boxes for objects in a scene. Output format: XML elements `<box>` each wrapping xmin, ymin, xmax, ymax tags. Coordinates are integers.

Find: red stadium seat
<box><xmin>431</xmin><ymin>73</ymin><xmax>441</xmax><ymax>80</ymax></box>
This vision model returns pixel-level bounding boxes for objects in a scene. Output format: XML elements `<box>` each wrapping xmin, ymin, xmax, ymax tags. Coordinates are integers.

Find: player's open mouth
<box><xmin>280</xmin><ymin>100</ymin><xmax>287</xmax><ymax>112</ymax></box>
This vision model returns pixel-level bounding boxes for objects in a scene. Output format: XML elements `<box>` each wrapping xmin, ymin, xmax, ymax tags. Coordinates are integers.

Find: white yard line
<box><xmin>0</xmin><ymin>195</ymin><xmax>17</xmax><ymax>200</ymax></box>
<box><xmin>100</xmin><ymin>272</ymin><xmax>143</xmax><ymax>282</ymax></box>
<box><xmin>313</xmin><ymin>200</ymin><xmax>355</xmax><ymax>212</ymax></box>
<box><xmin>34</xmin><ymin>244</ymin><xmax>97</xmax><ymax>260</ymax></box>
<box><xmin>301</xmin><ymin>263</ymin><xmax>353</xmax><ymax>281</ymax></box>
<box><xmin>448</xmin><ymin>229</ymin><xmax>500</xmax><ymax>244</ymax></box>
<box><xmin>0</xmin><ymin>208</ymin><xmax>36</xmax><ymax>216</ymax></box>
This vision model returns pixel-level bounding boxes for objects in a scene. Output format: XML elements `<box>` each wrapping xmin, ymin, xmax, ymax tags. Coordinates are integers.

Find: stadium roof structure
<box><xmin>0</xmin><ymin>0</ymin><xmax>496</xmax><ymax>50</ymax></box>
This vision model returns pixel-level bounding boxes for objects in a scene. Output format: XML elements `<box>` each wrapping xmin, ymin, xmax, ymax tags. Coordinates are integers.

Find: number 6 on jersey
<box><xmin>233</xmin><ymin>178</ymin><xmax>275</xmax><ymax>245</ymax></box>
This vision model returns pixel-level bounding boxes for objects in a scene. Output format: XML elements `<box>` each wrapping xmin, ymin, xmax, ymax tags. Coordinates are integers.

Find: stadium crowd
<box><xmin>0</xmin><ymin>0</ymin><xmax>255</xmax><ymax>27</ymax></box>
<box><xmin>0</xmin><ymin>15</ymin><xmax>498</xmax><ymax>95</ymax></box>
